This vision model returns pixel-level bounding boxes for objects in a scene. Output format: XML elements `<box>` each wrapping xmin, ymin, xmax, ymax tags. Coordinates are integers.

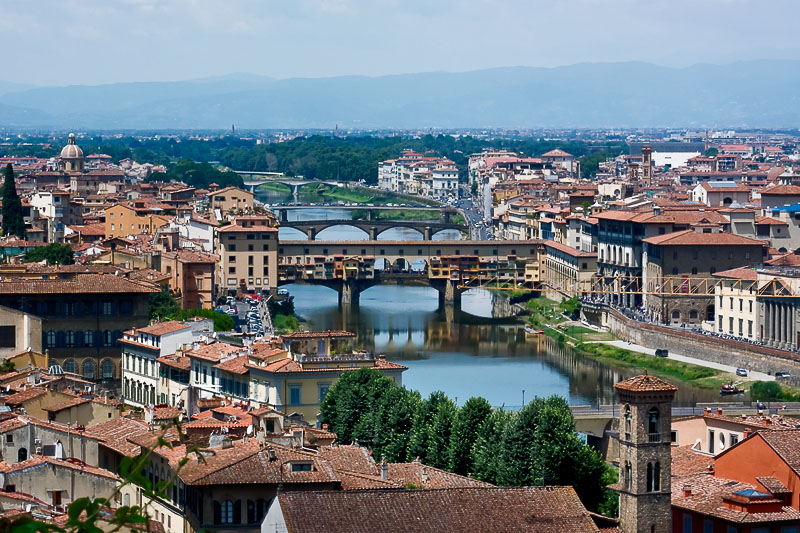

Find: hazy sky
<box><xmin>4</xmin><ymin>0</ymin><xmax>800</xmax><ymax>86</ymax></box>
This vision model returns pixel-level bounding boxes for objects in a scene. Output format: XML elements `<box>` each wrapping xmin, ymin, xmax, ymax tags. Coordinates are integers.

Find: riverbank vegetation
<box><xmin>147</xmin><ymin>158</ymin><xmax>243</xmax><ymax>189</ymax></box>
<box><xmin>297</xmin><ymin>183</ymin><xmax>440</xmax><ymax>207</ymax></box>
<box><xmin>574</xmin><ymin>342</ymin><xmax>736</xmax><ymax>389</ymax></box>
<box><xmin>320</xmin><ymin>368</ymin><xmax>618</xmax><ymax>516</ymax></box>
<box><xmin>750</xmin><ymin>380</ymin><xmax>800</xmax><ymax>402</ymax></box>
<box><xmin>269</xmin><ymin>295</ymin><xmax>299</xmax><ymax>333</ymax></box>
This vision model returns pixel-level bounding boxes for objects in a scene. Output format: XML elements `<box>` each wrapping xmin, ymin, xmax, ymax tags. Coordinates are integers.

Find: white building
<box><xmin>377</xmin><ymin>150</ymin><xmax>460</xmax><ymax>200</ymax></box>
<box><xmin>121</xmin><ymin>320</ymin><xmax>212</xmax><ymax>409</ymax></box>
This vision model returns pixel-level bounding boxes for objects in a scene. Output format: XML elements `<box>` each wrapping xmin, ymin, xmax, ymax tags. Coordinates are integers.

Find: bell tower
<box><xmin>641</xmin><ymin>145</ymin><xmax>653</xmax><ymax>187</ymax></box>
<box><xmin>615</xmin><ymin>374</ymin><xmax>677</xmax><ymax>533</ymax></box>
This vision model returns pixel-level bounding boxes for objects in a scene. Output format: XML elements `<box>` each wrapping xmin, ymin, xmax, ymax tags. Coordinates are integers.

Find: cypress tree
<box><xmin>1</xmin><ymin>164</ymin><xmax>26</xmax><ymax>239</ymax></box>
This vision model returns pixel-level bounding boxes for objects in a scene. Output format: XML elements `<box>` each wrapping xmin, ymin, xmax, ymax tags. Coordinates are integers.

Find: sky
<box><xmin>4</xmin><ymin>0</ymin><xmax>800</xmax><ymax>86</ymax></box>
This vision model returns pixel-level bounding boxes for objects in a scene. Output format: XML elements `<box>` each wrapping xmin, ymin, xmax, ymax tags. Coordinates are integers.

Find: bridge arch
<box><xmin>375</xmin><ymin>226</ymin><xmax>424</xmax><ymax>240</ymax></box>
<box><xmin>315</xmin><ymin>224</ymin><xmax>370</xmax><ymax>241</ymax></box>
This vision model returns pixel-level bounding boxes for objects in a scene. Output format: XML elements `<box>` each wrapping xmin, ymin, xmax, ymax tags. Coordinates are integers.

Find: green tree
<box><xmin>175</xmin><ymin>308</ymin><xmax>234</xmax><ymax>332</ymax></box>
<box><xmin>23</xmin><ymin>243</ymin><xmax>74</xmax><ymax>265</ymax></box>
<box><xmin>705</xmin><ymin>147</ymin><xmax>719</xmax><ymax>157</ymax></box>
<box><xmin>1</xmin><ymin>164</ymin><xmax>26</xmax><ymax>239</ymax></box>
<box><xmin>425</xmin><ymin>396</ymin><xmax>457</xmax><ymax>469</ymax></box>
<box><xmin>471</xmin><ymin>180</ymin><xmax>478</xmax><ymax>196</ymax></box>
<box><xmin>470</xmin><ymin>408</ymin><xmax>513</xmax><ymax>484</ymax></box>
<box><xmin>448</xmin><ymin>396</ymin><xmax>493</xmax><ymax>475</ymax></box>
<box><xmin>407</xmin><ymin>391</ymin><xmax>450</xmax><ymax>464</ymax></box>
<box><xmin>149</xmin><ymin>286</ymin><xmax>180</xmax><ymax>320</ymax></box>
<box><xmin>751</xmin><ymin>380</ymin><xmax>783</xmax><ymax>401</ymax></box>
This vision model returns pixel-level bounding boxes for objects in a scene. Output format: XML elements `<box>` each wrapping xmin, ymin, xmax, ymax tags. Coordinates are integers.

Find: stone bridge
<box><xmin>234</xmin><ymin>171</ymin><xmax>341</xmax><ymax>196</ymax></box>
<box><xmin>279</xmin><ymin>219</ymin><xmax>465</xmax><ymax>240</ymax></box>
<box><xmin>278</xmin><ymin>239</ymin><xmax>543</xmax><ymax>304</ymax></box>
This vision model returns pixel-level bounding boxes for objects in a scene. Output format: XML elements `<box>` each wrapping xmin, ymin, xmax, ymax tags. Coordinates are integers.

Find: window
<box><xmin>739</xmin><ymin>299</ymin><xmax>743</xmax><ymax>311</ymax></box>
<box><xmin>85</xmin><ymin>330</ymin><xmax>93</xmax><ymax>346</ymax></box>
<box><xmin>102</xmin><ymin>359</ymin><xmax>114</xmax><ymax>379</ymax></box>
<box><xmin>289</xmin><ymin>385</ymin><xmax>301</xmax><ymax>405</ymax></box>
<box><xmin>718</xmin><ymin>315</ymin><xmax>723</xmax><ymax>331</ymax></box>
<box><xmin>102</xmin><ymin>301</ymin><xmax>112</xmax><ymax>315</ymax></box>
<box><xmin>709</xmin><ymin>430</ymin><xmax>715</xmax><ymax>454</ymax></box>
<box><xmin>729</xmin><ymin>317</ymin><xmax>734</xmax><ymax>334</ymax></box>
<box><xmin>228</xmin><ymin>244</ymin><xmax>235</xmax><ymax>252</ymax></box>
<box><xmin>671</xmin><ymin>430</ymin><xmax>678</xmax><ymax>443</ymax></box>
<box><xmin>247</xmin><ymin>499</ymin><xmax>268</xmax><ymax>524</ymax></box>
<box><xmin>0</xmin><ymin>326</ymin><xmax>15</xmax><ymax>348</ymax></box>
<box><xmin>682</xmin><ymin>514</ymin><xmax>692</xmax><ymax>533</ymax></box>
<box><xmin>290</xmin><ymin>462</ymin><xmax>312</xmax><ymax>472</ymax></box>
<box><xmin>625</xmin><ymin>462</ymin><xmax>632</xmax><ymax>490</ymax></box>
<box><xmin>648</xmin><ymin>408</ymin><xmax>660</xmax><ymax>440</ymax></box>
<box><xmin>47</xmin><ymin>330</ymin><xmax>56</xmax><ymax>348</ymax></box>
<box><xmin>83</xmin><ymin>360</ymin><xmax>95</xmax><ymax>379</ymax></box>
<box><xmin>738</xmin><ymin>319</ymin><xmax>743</xmax><ymax>336</ymax></box>
<box><xmin>749</xmin><ymin>300</ymin><xmax>753</xmax><ymax>312</ymax></box>
<box><xmin>319</xmin><ymin>383</ymin><xmax>331</xmax><ymax>402</ymax></box>
<box><xmin>104</xmin><ymin>330</ymin><xmax>113</xmax><ymax>347</ymax></box>
<box><xmin>731</xmin><ymin>434</ymin><xmax>739</xmax><ymax>446</ymax></box>
<box><xmin>5</xmin><ymin>434</ymin><xmax>12</xmax><ymax>444</ymax></box>
<box><xmin>646</xmin><ymin>461</ymin><xmax>660</xmax><ymax>491</ymax></box>
<box><xmin>748</xmin><ymin>320</ymin><xmax>753</xmax><ymax>337</ymax></box>
<box><xmin>624</xmin><ymin>405</ymin><xmax>632</xmax><ymax>441</ymax></box>
<box><xmin>228</xmin><ymin>267</ymin><xmax>236</xmax><ymax>274</ymax></box>
<box><xmin>672</xmin><ymin>267</ymin><xmax>679</xmax><ymax>275</ymax></box>
<box><xmin>215</xmin><ymin>500</ymin><xmax>235</xmax><ymax>525</ymax></box>
<box><xmin>63</xmin><ymin>359</ymin><xmax>75</xmax><ymax>373</ymax></box>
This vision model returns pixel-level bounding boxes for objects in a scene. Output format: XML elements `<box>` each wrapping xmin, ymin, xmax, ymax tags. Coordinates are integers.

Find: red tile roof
<box><xmin>759</xmin><ymin>185</ymin><xmax>800</xmax><ymax>195</ymax></box>
<box><xmin>0</xmin><ymin>275</ymin><xmax>158</xmax><ymax>294</ymax></box>
<box><xmin>642</xmin><ymin>229</ymin><xmax>765</xmax><ymax>247</ymax></box>
<box><xmin>274</xmin><ymin>487</ymin><xmax>601</xmax><ymax>532</ymax></box>
<box><xmin>88</xmin><ymin>417</ymin><xmax>150</xmax><ymax>457</ymax></box>
<box><xmin>615</xmin><ymin>374</ymin><xmax>678</xmax><ymax>392</ymax></box>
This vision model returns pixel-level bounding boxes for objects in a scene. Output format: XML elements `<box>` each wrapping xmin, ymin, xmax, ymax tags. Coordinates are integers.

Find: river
<box><xmin>262</xmin><ymin>189</ymin><xmax>722</xmax><ymax>408</ymax></box>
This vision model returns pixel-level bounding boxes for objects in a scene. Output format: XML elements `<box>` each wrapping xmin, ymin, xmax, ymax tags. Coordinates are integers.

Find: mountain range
<box><xmin>1</xmin><ymin>61</ymin><xmax>799</xmax><ymax>130</ymax></box>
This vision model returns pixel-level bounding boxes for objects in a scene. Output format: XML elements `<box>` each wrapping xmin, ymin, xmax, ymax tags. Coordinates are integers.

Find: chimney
<box><xmin>683</xmin><ymin>485</ymin><xmax>692</xmax><ymax>498</ymax></box>
<box><xmin>765</xmin><ymin>418</ymin><xmax>772</xmax><ymax>425</ymax></box>
<box><xmin>704</xmin><ymin>407</ymin><xmax>711</xmax><ymax>415</ymax></box>
<box><xmin>743</xmin><ymin>428</ymin><xmax>752</xmax><ymax>439</ymax></box>
<box><xmin>716</xmin><ymin>408</ymin><xmax>723</xmax><ymax>416</ymax></box>
<box><xmin>421</xmin><ymin>466</ymin><xmax>429</xmax><ymax>485</ymax></box>
<box><xmin>381</xmin><ymin>457</ymin><xmax>388</xmax><ymax>480</ymax></box>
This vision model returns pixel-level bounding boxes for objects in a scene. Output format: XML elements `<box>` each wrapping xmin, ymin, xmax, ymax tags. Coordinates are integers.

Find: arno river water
<box><xmin>266</xmin><ymin>194</ymin><xmax>721</xmax><ymax>408</ymax></box>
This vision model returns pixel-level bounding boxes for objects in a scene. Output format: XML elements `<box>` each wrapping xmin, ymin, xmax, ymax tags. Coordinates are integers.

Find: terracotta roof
<box><xmin>760</xmin><ymin>185</ymin><xmax>800</xmax><ymax>195</ymax></box>
<box><xmin>671</xmin><ymin>445</ymin><xmax>714</xmax><ymax>477</ymax></box>
<box><xmin>544</xmin><ymin>240</ymin><xmax>597</xmax><ymax>258</ymax></box>
<box><xmin>41</xmin><ymin>396</ymin><xmax>91</xmax><ymax>412</ymax></box>
<box><xmin>133</xmin><ymin>321</ymin><xmax>190</xmax><ymax>337</ymax></box>
<box><xmin>755</xmin><ymin>430</ymin><xmax>800</xmax><ymax>477</ymax></box>
<box><xmin>615</xmin><ymin>374</ymin><xmax>678</xmax><ymax>392</ymax></box>
<box><xmin>757</xmin><ymin>476</ymin><xmax>791</xmax><ymax>495</ymax></box>
<box><xmin>185</xmin><ymin>342</ymin><xmax>242</xmax><ymax>362</ymax></box>
<box><xmin>642</xmin><ymin>229</ymin><xmax>765</xmax><ymax>247</ymax></box>
<box><xmin>152</xmin><ymin>406</ymin><xmax>182</xmax><ymax>421</ymax></box>
<box><xmin>1</xmin><ymin>388</ymin><xmax>47</xmax><ymax>405</ymax></box>
<box><xmin>162</xmin><ymin>440</ymin><xmax>339</xmax><ymax>486</ymax></box>
<box><xmin>156</xmin><ymin>353</ymin><xmax>191</xmax><ymax>371</ymax></box>
<box><xmin>317</xmin><ymin>445</ymin><xmax>378</xmax><ymax>476</ymax></box>
<box><xmin>766</xmin><ymin>253</ymin><xmax>800</xmax><ymax>267</ymax></box>
<box><xmin>214</xmin><ymin>355</ymin><xmax>250</xmax><ymax>375</ymax></box>
<box><xmin>0</xmin><ymin>455</ymin><xmax>119</xmax><ymax>481</ymax></box>
<box><xmin>712</xmin><ymin>267</ymin><xmax>759</xmax><ymax>281</ymax></box>
<box><xmin>0</xmin><ymin>275</ymin><xmax>158</xmax><ymax>294</ymax></box>
<box><xmin>88</xmin><ymin>417</ymin><xmax>150</xmax><ymax>457</ymax></box>
<box><xmin>755</xmin><ymin>216</ymin><xmax>788</xmax><ymax>225</ymax></box>
<box><xmin>274</xmin><ymin>487</ymin><xmax>600</xmax><ymax>532</ymax></box>
<box><xmin>386</xmin><ymin>461</ymin><xmax>492</xmax><ymax>489</ymax></box>
<box><xmin>672</xmin><ymin>473</ymin><xmax>800</xmax><ymax>524</ymax></box>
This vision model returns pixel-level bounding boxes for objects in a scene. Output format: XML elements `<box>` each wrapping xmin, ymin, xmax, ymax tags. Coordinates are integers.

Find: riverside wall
<box><xmin>598</xmin><ymin>308</ymin><xmax>800</xmax><ymax>379</ymax></box>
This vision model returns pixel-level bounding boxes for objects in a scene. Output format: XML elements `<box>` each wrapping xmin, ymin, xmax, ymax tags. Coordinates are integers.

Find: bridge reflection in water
<box><xmin>285</xmin><ymin>284</ymin><xmax>721</xmax><ymax>410</ymax></box>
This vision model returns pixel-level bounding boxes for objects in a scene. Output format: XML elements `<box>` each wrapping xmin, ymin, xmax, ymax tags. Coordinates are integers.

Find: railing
<box><xmin>294</xmin><ymin>352</ymin><xmax>374</xmax><ymax>363</ymax></box>
<box><xmin>648</xmin><ymin>433</ymin><xmax>661</xmax><ymax>443</ymax></box>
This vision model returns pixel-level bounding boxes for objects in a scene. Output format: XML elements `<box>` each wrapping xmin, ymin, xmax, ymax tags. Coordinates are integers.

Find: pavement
<box><xmin>457</xmin><ymin>198</ymin><xmax>489</xmax><ymax>240</ymax></box>
<box><xmin>585</xmin><ymin>339</ymin><xmax>775</xmax><ymax>382</ymax></box>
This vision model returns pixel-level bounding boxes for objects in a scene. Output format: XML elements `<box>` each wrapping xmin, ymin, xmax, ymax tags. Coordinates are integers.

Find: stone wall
<box><xmin>600</xmin><ymin>308</ymin><xmax>800</xmax><ymax>377</ymax></box>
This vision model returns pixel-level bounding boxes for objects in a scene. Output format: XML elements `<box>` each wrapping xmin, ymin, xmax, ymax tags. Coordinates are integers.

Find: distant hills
<box><xmin>2</xmin><ymin>61</ymin><xmax>799</xmax><ymax>129</ymax></box>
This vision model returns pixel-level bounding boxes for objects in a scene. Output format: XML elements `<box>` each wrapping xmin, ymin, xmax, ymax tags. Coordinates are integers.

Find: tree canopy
<box><xmin>147</xmin><ymin>159</ymin><xmax>243</xmax><ymax>189</ymax></box>
<box><xmin>23</xmin><ymin>243</ymin><xmax>74</xmax><ymax>265</ymax></box>
<box><xmin>1</xmin><ymin>164</ymin><xmax>26</xmax><ymax>239</ymax></box>
<box><xmin>319</xmin><ymin>368</ymin><xmax>617</xmax><ymax>515</ymax></box>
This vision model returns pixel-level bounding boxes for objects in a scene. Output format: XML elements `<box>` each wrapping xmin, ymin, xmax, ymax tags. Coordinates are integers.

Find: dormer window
<box><xmin>290</xmin><ymin>462</ymin><xmax>313</xmax><ymax>472</ymax></box>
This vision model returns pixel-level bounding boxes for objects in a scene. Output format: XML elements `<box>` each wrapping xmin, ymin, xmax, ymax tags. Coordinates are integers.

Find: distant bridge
<box><xmin>233</xmin><ymin>171</ymin><xmax>341</xmax><ymax>195</ymax></box>
<box><xmin>278</xmin><ymin>239</ymin><xmax>542</xmax><ymax>304</ymax></box>
<box><xmin>280</xmin><ymin>219</ymin><xmax>465</xmax><ymax>240</ymax></box>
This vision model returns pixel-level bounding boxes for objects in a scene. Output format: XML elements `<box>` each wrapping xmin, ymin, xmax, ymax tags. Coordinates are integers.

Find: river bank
<box><xmin>351</xmin><ymin>208</ymin><xmax>466</xmax><ymax>226</ymax></box>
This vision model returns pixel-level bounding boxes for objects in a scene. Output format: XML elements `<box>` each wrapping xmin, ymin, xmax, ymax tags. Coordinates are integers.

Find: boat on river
<box><xmin>720</xmin><ymin>383</ymin><xmax>746</xmax><ymax>395</ymax></box>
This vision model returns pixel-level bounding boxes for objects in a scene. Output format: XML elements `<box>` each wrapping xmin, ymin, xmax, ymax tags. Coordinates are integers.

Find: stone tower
<box><xmin>615</xmin><ymin>374</ymin><xmax>677</xmax><ymax>533</ymax></box>
<box><xmin>641</xmin><ymin>145</ymin><xmax>653</xmax><ymax>187</ymax></box>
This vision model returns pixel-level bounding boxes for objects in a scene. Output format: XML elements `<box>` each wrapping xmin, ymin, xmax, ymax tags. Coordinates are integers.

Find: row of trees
<box><xmin>320</xmin><ymin>368</ymin><xmax>617</xmax><ymax>515</ymax></box>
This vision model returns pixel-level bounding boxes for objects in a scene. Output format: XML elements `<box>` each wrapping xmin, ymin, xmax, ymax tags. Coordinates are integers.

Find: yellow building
<box><xmin>215</xmin><ymin>215</ymin><xmax>279</xmax><ymax>295</ymax></box>
<box><xmin>105</xmin><ymin>202</ymin><xmax>170</xmax><ymax>239</ymax></box>
<box><xmin>206</xmin><ymin>187</ymin><xmax>255</xmax><ymax>218</ymax></box>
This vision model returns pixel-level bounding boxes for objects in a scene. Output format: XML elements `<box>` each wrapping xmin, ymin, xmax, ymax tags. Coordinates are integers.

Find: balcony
<box><xmin>648</xmin><ymin>433</ymin><xmax>661</xmax><ymax>443</ymax></box>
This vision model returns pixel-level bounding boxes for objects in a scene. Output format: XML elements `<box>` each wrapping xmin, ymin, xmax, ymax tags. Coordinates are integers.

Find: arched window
<box><xmin>689</xmin><ymin>310</ymin><xmax>698</xmax><ymax>319</ymax></box>
<box><xmin>625</xmin><ymin>462</ymin><xmax>632</xmax><ymax>491</ymax></box>
<box><xmin>63</xmin><ymin>359</ymin><xmax>76</xmax><ymax>374</ymax></box>
<box><xmin>102</xmin><ymin>359</ymin><xmax>114</xmax><ymax>379</ymax></box>
<box><xmin>671</xmin><ymin>310</ymin><xmax>680</xmax><ymax>320</ymax></box>
<box><xmin>124</xmin><ymin>379</ymin><xmax>130</xmax><ymax>398</ymax></box>
<box><xmin>18</xmin><ymin>447</ymin><xmax>27</xmax><ymax>462</ymax></box>
<box><xmin>652</xmin><ymin>461</ymin><xmax>661</xmax><ymax>491</ymax></box>
<box><xmin>83</xmin><ymin>359</ymin><xmax>95</xmax><ymax>379</ymax></box>
<box><xmin>648</xmin><ymin>407</ymin><xmax>660</xmax><ymax>437</ymax></box>
<box><xmin>624</xmin><ymin>405</ymin><xmax>632</xmax><ymax>440</ymax></box>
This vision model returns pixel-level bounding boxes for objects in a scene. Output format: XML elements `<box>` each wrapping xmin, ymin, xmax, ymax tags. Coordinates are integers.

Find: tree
<box><xmin>1</xmin><ymin>164</ymin><xmax>26</xmax><ymax>239</ymax></box>
<box><xmin>425</xmin><ymin>396</ymin><xmax>457</xmax><ymax>469</ymax></box>
<box><xmin>470</xmin><ymin>408</ymin><xmax>512</xmax><ymax>484</ymax></box>
<box><xmin>149</xmin><ymin>286</ymin><xmax>180</xmax><ymax>320</ymax></box>
<box><xmin>750</xmin><ymin>380</ymin><xmax>783</xmax><ymax>401</ymax></box>
<box><xmin>175</xmin><ymin>308</ymin><xmax>234</xmax><ymax>332</ymax></box>
<box><xmin>448</xmin><ymin>396</ymin><xmax>492</xmax><ymax>475</ymax></box>
<box><xmin>407</xmin><ymin>391</ymin><xmax>451</xmax><ymax>464</ymax></box>
<box><xmin>471</xmin><ymin>180</ymin><xmax>478</xmax><ymax>197</ymax></box>
<box><xmin>23</xmin><ymin>243</ymin><xmax>74</xmax><ymax>265</ymax></box>
<box><xmin>705</xmin><ymin>147</ymin><xmax>719</xmax><ymax>157</ymax></box>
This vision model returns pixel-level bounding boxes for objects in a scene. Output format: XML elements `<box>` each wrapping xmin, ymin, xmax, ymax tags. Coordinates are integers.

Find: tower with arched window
<box><xmin>615</xmin><ymin>374</ymin><xmax>677</xmax><ymax>533</ymax></box>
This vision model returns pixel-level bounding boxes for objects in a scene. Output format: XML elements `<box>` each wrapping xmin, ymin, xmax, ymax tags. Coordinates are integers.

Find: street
<box><xmin>458</xmin><ymin>197</ymin><xmax>488</xmax><ymax>241</ymax></box>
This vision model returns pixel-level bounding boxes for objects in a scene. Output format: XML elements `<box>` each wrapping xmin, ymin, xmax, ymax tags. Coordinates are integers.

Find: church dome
<box><xmin>60</xmin><ymin>133</ymin><xmax>83</xmax><ymax>159</ymax></box>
